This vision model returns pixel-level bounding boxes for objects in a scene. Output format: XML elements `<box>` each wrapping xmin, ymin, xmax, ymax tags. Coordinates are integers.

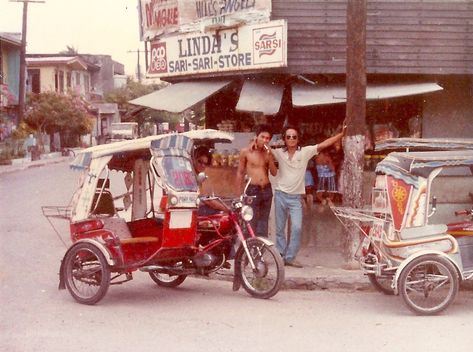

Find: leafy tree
<box><xmin>24</xmin><ymin>92</ymin><xmax>94</xmax><ymax>148</ymax></box>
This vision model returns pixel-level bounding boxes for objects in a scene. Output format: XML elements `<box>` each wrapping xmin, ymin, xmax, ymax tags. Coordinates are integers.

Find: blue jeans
<box><xmin>247</xmin><ymin>184</ymin><xmax>273</xmax><ymax>237</ymax></box>
<box><xmin>274</xmin><ymin>190</ymin><xmax>303</xmax><ymax>261</ymax></box>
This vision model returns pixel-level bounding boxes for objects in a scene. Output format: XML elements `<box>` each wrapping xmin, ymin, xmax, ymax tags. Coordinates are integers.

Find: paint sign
<box><xmin>386</xmin><ymin>176</ymin><xmax>411</xmax><ymax>231</ymax></box>
<box><xmin>147</xmin><ymin>19</ymin><xmax>287</xmax><ymax>78</ymax></box>
<box><xmin>139</xmin><ymin>0</ymin><xmax>271</xmax><ymax>40</ymax></box>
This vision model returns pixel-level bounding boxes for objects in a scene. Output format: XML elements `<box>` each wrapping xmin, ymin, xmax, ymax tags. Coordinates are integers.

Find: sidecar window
<box><xmin>161</xmin><ymin>156</ymin><xmax>198</xmax><ymax>192</ymax></box>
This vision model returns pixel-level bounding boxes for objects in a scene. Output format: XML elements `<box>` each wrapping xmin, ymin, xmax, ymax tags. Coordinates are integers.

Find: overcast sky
<box><xmin>1</xmin><ymin>0</ymin><xmax>143</xmax><ymax>76</ymax></box>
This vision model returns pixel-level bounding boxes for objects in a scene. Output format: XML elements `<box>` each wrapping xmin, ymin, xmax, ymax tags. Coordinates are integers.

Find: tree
<box><xmin>24</xmin><ymin>92</ymin><xmax>94</xmax><ymax>148</ymax></box>
<box><xmin>104</xmin><ymin>79</ymin><xmax>183</xmax><ymax>133</ymax></box>
<box><xmin>59</xmin><ymin>45</ymin><xmax>79</xmax><ymax>55</ymax></box>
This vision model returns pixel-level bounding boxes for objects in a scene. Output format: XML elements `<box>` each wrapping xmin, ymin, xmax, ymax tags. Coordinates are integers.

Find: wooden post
<box><xmin>10</xmin><ymin>0</ymin><xmax>45</xmax><ymax>124</ymax></box>
<box><xmin>343</xmin><ymin>0</ymin><xmax>367</xmax><ymax>264</ymax></box>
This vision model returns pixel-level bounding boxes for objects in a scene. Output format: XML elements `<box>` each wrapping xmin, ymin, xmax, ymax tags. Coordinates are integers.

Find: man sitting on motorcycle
<box><xmin>193</xmin><ymin>146</ymin><xmax>229</xmax><ymax>215</ymax></box>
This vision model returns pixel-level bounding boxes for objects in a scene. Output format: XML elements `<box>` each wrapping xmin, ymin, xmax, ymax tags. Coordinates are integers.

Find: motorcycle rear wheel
<box><xmin>63</xmin><ymin>242</ymin><xmax>111</xmax><ymax>305</ymax></box>
<box><xmin>399</xmin><ymin>255</ymin><xmax>459</xmax><ymax>315</ymax></box>
<box><xmin>149</xmin><ymin>272</ymin><xmax>187</xmax><ymax>288</ymax></box>
<box><xmin>235</xmin><ymin>238</ymin><xmax>285</xmax><ymax>299</ymax></box>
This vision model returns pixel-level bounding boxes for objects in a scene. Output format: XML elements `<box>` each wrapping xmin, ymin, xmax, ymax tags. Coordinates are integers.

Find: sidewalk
<box><xmin>0</xmin><ymin>152</ymin><xmax>72</xmax><ymax>175</ymax></box>
<box><xmin>1</xmin><ymin>152</ymin><xmax>371</xmax><ymax>292</ymax></box>
<box><xmin>209</xmin><ymin>246</ymin><xmax>371</xmax><ymax>292</ymax></box>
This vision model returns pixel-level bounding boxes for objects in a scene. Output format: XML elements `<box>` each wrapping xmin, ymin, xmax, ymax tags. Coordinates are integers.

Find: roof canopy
<box><xmin>129</xmin><ymin>80</ymin><xmax>232</xmax><ymax>113</ymax></box>
<box><xmin>292</xmin><ymin>82</ymin><xmax>443</xmax><ymax>107</ymax></box>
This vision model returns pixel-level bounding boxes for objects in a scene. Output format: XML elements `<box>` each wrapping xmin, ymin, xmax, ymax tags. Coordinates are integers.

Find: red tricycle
<box><xmin>43</xmin><ymin>130</ymin><xmax>284</xmax><ymax>305</ymax></box>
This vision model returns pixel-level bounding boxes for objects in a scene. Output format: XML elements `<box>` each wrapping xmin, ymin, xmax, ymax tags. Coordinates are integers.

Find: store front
<box><xmin>133</xmin><ymin>0</ymin><xmax>472</xmax><ymax>259</ymax></box>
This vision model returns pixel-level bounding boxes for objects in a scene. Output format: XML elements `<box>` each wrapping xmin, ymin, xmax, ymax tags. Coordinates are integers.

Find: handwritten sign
<box><xmin>139</xmin><ymin>0</ymin><xmax>271</xmax><ymax>40</ymax></box>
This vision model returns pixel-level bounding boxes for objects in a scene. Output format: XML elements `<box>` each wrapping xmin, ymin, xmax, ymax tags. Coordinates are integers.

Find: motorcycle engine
<box><xmin>193</xmin><ymin>252</ymin><xmax>218</xmax><ymax>268</ymax></box>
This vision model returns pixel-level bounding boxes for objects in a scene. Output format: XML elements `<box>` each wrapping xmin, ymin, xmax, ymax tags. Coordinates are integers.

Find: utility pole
<box><xmin>127</xmin><ymin>49</ymin><xmax>145</xmax><ymax>83</ymax></box>
<box><xmin>343</xmin><ymin>0</ymin><xmax>367</xmax><ymax>264</ymax></box>
<box><xmin>10</xmin><ymin>0</ymin><xmax>45</xmax><ymax>125</ymax></box>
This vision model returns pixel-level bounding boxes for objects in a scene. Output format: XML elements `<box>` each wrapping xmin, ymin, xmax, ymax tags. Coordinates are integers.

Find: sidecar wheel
<box><xmin>149</xmin><ymin>272</ymin><xmax>187</xmax><ymax>288</ymax></box>
<box><xmin>63</xmin><ymin>242</ymin><xmax>111</xmax><ymax>305</ymax></box>
<box><xmin>235</xmin><ymin>238</ymin><xmax>285</xmax><ymax>299</ymax></box>
<box><xmin>367</xmin><ymin>274</ymin><xmax>394</xmax><ymax>295</ymax></box>
<box><xmin>399</xmin><ymin>255</ymin><xmax>459</xmax><ymax>315</ymax></box>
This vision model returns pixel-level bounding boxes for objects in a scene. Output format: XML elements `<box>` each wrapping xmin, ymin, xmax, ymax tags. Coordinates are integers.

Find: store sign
<box><xmin>148</xmin><ymin>19</ymin><xmax>286</xmax><ymax>78</ymax></box>
<box><xmin>139</xmin><ymin>0</ymin><xmax>271</xmax><ymax>40</ymax></box>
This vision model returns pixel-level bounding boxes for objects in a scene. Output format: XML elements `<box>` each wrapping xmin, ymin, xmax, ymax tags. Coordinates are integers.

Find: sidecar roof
<box><xmin>70</xmin><ymin>129</ymin><xmax>233</xmax><ymax>171</ymax></box>
<box><xmin>376</xmin><ymin>150</ymin><xmax>473</xmax><ymax>184</ymax></box>
<box><xmin>375</xmin><ymin>138</ymin><xmax>473</xmax><ymax>152</ymax></box>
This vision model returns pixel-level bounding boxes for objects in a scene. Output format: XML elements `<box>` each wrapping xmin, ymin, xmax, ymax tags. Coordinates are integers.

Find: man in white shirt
<box><xmin>271</xmin><ymin>125</ymin><xmax>345</xmax><ymax>268</ymax></box>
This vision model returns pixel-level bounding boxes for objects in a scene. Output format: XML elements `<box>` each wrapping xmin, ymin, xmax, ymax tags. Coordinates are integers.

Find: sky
<box><xmin>0</xmin><ymin>0</ymin><xmax>143</xmax><ymax>76</ymax></box>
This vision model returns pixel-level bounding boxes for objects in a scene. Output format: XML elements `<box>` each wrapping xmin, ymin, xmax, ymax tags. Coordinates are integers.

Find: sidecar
<box><xmin>333</xmin><ymin>139</ymin><xmax>473</xmax><ymax>315</ymax></box>
<box><xmin>51</xmin><ymin>130</ymin><xmax>233</xmax><ymax>304</ymax></box>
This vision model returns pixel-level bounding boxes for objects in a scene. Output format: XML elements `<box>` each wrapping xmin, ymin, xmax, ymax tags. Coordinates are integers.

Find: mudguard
<box><xmin>58</xmin><ymin>239</ymin><xmax>116</xmax><ymax>290</ymax></box>
<box><xmin>393</xmin><ymin>249</ymin><xmax>461</xmax><ymax>294</ymax></box>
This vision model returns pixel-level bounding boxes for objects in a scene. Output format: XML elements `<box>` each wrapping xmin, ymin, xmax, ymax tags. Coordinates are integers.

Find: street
<box><xmin>1</xmin><ymin>162</ymin><xmax>473</xmax><ymax>352</ymax></box>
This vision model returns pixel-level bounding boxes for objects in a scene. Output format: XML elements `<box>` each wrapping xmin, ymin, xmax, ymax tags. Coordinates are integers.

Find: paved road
<box><xmin>1</xmin><ymin>163</ymin><xmax>473</xmax><ymax>352</ymax></box>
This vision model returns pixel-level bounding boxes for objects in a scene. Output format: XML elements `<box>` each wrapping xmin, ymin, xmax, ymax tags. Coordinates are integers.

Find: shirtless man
<box><xmin>236</xmin><ymin>124</ymin><xmax>277</xmax><ymax>237</ymax></box>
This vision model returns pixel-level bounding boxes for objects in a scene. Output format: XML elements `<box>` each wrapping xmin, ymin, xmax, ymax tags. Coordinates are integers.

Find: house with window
<box><xmin>26</xmin><ymin>54</ymin><xmax>126</xmax><ymax>145</ymax></box>
<box><xmin>26</xmin><ymin>56</ymin><xmax>91</xmax><ymax>96</ymax></box>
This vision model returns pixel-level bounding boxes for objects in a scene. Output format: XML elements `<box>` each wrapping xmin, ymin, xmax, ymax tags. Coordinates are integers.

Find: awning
<box><xmin>235</xmin><ymin>80</ymin><xmax>284</xmax><ymax>115</ymax></box>
<box><xmin>292</xmin><ymin>82</ymin><xmax>443</xmax><ymax>107</ymax></box>
<box><xmin>128</xmin><ymin>80</ymin><xmax>232</xmax><ymax>113</ymax></box>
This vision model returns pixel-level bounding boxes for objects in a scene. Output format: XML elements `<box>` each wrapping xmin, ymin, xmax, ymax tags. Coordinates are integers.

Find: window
<box><xmin>58</xmin><ymin>70</ymin><xmax>64</xmax><ymax>93</ymax></box>
<box><xmin>66</xmin><ymin>72</ymin><xmax>72</xmax><ymax>89</ymax></box>
<box><xmin>28</xmin><ymin>69</ymin><xmax>40</xmax><ymax>94</ymax></box>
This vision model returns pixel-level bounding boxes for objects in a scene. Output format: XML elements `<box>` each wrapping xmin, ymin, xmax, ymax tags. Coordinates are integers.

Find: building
<box><xmin>26</xmin><ymin>53</ymin><xmax>126</xmax><ymax>145</ymax></box>
<box><xmin>26</xmin><ymin>56</ymin><xmax>91</xmax><ymax>96</ymax></box>
<box><xmin>26</xmin><ymin>53</ymin><xmax>126</xmax><ymax>100</ymax></box>
<box><xmin>0</xmin><ymin>32</ymin><xmax>21</xmax><ymax>130</ymax></box>
<box><xmin>135</xmin><ymin>0</ymin><xmax>472</xmax><ymax>139</ymax></box>
<box><xmin>132</xmin><ymin>0</ymin><xmax>473</xmax><ymax>259</ymax></box>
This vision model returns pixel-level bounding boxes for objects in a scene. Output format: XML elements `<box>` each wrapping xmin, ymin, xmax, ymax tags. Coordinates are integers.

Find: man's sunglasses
<box><xmin>285</xmin><ymin>135</ymin><xmax>298</xmax><ymax>140</ymax></box>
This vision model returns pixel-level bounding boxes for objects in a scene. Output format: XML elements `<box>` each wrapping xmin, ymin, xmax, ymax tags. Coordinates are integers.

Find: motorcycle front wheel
<box><xmin>399</xmin><ymin>255</ymin><xmax>459</xmax><ymax>315</ymax></box>
<box><xmin>149</xmin><ymin>272</ymin><xmax>187</xmax><ymax>288</ymax></box>
<box><xmin>235</xmin><ymin>238</ymin><xmax>285</xmax><ymax>299</ymax></box>
<box><xmin>63</xmin><ymin>242</ymin><xmax>111</xmax><ymax>305</ymax></box>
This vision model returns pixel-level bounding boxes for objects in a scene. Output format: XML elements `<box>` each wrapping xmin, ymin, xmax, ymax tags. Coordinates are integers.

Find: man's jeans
<box><xmin>246</xmin><ymin>184</ymin><xmax>273</xmax><ymax>237</ymax></box>
<box><xmin>274</xmin><ymin>190</ymin><xmax>303</xmax><ymax>261</ymax></box>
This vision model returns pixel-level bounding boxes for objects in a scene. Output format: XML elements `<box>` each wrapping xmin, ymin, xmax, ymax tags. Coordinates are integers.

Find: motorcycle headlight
<box><xmin>169</xmin><ymin>195</ymin><xmax>178</xmax><ymax>206</ymax></box>
<box><xmin>241</xmin><ymin>205</ymin><xmax>253</xmax><ymax>222</ymax></box>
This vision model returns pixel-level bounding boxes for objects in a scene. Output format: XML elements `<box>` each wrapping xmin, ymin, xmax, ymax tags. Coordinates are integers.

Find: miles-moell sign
<box><xmin>139</xmin><ymin>0</ymin><xmax>272</xmax><ymax>40</ymax></box>
<box><xmin>147</xmin><ymin>20</ymin><xmax>287</xmax><ymax>78</ymax></box>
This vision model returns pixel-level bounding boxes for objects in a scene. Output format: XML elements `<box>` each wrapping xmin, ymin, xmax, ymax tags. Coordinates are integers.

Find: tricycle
<box><xmin>43</xmin><ymin>130</ymin><xmax>284</xmax><ymax>305</ymax></box>
<box><xmin>333</xmin><ymin>139</ymin><xmax>473</xmax><ymax>315</ymax></box>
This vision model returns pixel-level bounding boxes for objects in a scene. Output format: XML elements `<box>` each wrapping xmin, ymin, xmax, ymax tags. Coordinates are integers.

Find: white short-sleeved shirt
<box><xmin>273</xmin><ymin>145</ymin><xmax>318</xmax><ymax>195</ymax></box>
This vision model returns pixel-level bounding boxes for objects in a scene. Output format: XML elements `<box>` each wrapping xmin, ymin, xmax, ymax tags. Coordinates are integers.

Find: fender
<box><xmin>232</xmin><ymin>237</ymin><xmax>274</xmax><ymax>291</ymax></box>
<box><xmin>392</xmin><ymin>250</ymin><xmax>462</xmax><ymax>295</ymax></box>
<box><xmin>58</xmin><ymin>239</ymin><xmax>116</xmax><ymax>290</ymax></box>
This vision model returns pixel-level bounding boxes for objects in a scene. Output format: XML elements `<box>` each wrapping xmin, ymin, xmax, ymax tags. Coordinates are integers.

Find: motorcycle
<box><xmin>43</xmin><ymin>130</ymin><xmax>284</xmax><ymax>305</ymax></box>
<box><xmin>332</xmin><ymin>138</ymin><xmax>473</xmax><ymax>315</ymax></box>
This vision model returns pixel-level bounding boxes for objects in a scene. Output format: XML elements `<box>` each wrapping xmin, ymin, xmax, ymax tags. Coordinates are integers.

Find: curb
<box><xmin>0</xmin><ymin>156</ymin><xmax>71</xmax><ymax>175</ymax></box>
<box><xmin>208</xmin><ymin>268</ymin><xmax>372</xmax><ymax>292</ymax></box>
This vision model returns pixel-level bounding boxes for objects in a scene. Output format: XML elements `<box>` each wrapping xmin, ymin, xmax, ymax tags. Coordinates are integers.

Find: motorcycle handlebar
<box><xmin>454</xmin><ymin>209</ymin><xmax>471</xmax><ymax>216</ymax></box>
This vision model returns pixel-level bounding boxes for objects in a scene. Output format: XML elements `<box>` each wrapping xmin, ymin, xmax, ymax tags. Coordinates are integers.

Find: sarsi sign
<box><xmin>147</xmin><ymin>20</ymin><xmax>287</xmax><ymax>78</ymax></box>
